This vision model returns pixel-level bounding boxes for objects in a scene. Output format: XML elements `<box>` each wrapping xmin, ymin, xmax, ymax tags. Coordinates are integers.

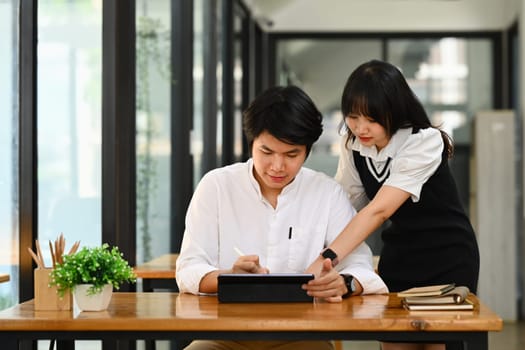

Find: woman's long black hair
<box><xmin>341</xmin><ymin>59</ymin><xmax>453</xmax><ymax>157</ymax></box>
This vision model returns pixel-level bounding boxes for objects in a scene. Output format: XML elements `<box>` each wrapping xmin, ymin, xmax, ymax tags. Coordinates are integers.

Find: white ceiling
<box><xmin>243</xmin><ymin>0</ymin><xmax>517</xmax><ymax>32</ymax></box>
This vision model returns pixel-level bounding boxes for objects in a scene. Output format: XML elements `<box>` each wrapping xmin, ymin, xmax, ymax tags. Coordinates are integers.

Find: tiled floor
<box><xmin>341</xmin><ymin>321</ymin><xmax>525</xmax><ymax>349</ymax></box>
<box><xmin>488</xmin><ymin>321</ymin><xmax>525</xmax><ymax>350</ymax></box>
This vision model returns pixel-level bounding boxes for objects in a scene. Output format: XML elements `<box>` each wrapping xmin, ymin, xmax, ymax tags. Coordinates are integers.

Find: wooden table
<box><xmin>0</xmin><ymin>292</ymin><xmax>502</xmax><ymax>350</ymax></box>
<box><xmin>0</xmin><ymin>274</ymin><xmax>9</xmax><ymax>283</ymax></box>
<box><xmin>133</xmin><ymin>254</ymin><xmax>178</xmax><ymax>292</ymax></box>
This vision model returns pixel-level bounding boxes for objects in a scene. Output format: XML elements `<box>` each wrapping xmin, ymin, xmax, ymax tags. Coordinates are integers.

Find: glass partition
<box><xmin>38</xmin><ymin>0</ymin><xmax>102</xmax><ymax>254</ymax></box>
<box><xmin>37</xmin><ymin>2</ymin><xmax>102</xmax><ymax>349</ymax></box>
<box><xmin>232</xmin><ymin>2</ymin><xmax>246</xmax><ymax>161</ymax></box>
<box><xmin>0</xmin><ymin>0</ymin><xmax>19</xmax><ymax>311</ymax></box>
<box><xmin>136</xmin><ymin>0</ymin><xmax>172</xmax><ymax>265</ymax></box>
<box><xmin>387</xmin><ymin>38</ymin><xmax>493</xmax><ymax>143</ymax></box>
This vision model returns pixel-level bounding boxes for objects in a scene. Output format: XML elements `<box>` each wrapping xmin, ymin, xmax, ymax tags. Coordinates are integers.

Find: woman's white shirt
<box><xmin>335</xmin><ymin>127</ymin><xmax>444</xmax><ymax>209</ymax></box>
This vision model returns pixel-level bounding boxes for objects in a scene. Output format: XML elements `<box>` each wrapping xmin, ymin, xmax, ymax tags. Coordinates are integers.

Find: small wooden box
<box><xmin>34</xmin><ymin>268</ymin><xmax>72</xmax><ymax>311</ymax></box>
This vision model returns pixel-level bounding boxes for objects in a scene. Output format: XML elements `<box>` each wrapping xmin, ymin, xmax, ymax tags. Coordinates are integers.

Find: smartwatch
<box><xmin>320</xmin><ymin>248</ymin><xmax>339</xmax><ymax>267</ymax></box>
<box><xmin>340</xmin><ymin>274</ymin><xmax>356</xmax><ymax>298</ymax></box>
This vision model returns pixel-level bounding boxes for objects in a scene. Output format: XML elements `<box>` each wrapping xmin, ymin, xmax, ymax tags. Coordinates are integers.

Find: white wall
<box><xmin>471</xmin><ymin>110</ymin><xmax>517</xmax><ymax>321</ymax></box>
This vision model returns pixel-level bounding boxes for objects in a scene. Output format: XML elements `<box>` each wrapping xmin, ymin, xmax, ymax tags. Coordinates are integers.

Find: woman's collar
<box><xmin>351</xmin><ymin>127</ymin><xmax>412</xmax><ymax>161</ymax></box>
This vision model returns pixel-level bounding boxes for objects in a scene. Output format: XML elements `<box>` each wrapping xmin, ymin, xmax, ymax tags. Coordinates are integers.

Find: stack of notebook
<box><xmin>398</xmin><ymin>284</ymin><xmax>474</xmax><ymax>311</ymax></box>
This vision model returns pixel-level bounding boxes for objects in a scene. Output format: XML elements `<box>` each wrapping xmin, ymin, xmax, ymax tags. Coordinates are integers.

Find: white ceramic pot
<box><xmin>73</xmin><ymin>284</ymin><xmax>113</xmax><ymax>311</ymax></box>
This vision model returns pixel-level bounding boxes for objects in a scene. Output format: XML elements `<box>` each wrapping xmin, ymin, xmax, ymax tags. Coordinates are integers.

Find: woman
<box><xmin>307</xmin><ymin>60</ymin><xmax>480</xmax><ymax>350</ymax></box>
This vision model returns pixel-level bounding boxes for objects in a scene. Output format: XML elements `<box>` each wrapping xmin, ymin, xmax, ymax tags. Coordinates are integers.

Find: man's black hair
<box><xmin>243</xmin><ymin>85</ymin><xmax>323</xmax><ymax>157</ymax></box>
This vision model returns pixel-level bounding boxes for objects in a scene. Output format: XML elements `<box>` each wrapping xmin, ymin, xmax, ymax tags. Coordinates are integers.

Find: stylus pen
<box><xmin>233</xmin><ymin>246</ymin><xmax>245</xmax><ymax>257</ymax></box>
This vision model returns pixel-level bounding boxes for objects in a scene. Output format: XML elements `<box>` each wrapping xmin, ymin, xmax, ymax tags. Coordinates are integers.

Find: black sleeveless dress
<box><xmin>353</xmin><ymin>146</ymin><xmax>480</xmax><ymax>293</ymax></box>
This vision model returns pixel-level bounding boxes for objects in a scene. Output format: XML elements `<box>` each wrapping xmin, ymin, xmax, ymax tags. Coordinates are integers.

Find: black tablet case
<box><xmin>217</xmin><ymin>273</ymin><xmax>314</xmax><ymax>303</ymax></box>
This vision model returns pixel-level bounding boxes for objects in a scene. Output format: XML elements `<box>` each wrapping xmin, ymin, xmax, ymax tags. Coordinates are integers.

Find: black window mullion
<box><xmin>171</xmin><ymin>0</ymin><xmax>194</xmax><ymax>253</ymax></box>
<box><xmin>202</xmin><ymin>0</ymin><xmax>218</xmax><ymax>174</ymax></box>
<box><xmin>253</xmin><ymin>23</ymin><xmax>264</xmax><ymax>96</ymax></box>
<box><xmin>240</xmin><ymin>3</ymin><xmax>251</xmax><ymax>160</ymax></box>
<box><xmin>101</xmin><ymin>0</ymin><xmax>136</xmax><ymax>276</ymax></box>
<box><xmin>19</xmin><ymin>0</ymin><xmax>38</xmax><ymax>305</ymax></box>
<box><xmin>262</xmin><ymin>29</ymin><xmax>272</xmax><ymax>89</ymax></box>
<box><xmin>493</xmin><ymin>32</ymin><xmax>503</xmax><ymax>109</ymax></box>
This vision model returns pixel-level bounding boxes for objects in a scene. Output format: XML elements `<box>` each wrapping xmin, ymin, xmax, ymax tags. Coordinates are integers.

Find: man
<box><xmin>176</xmin><ymin>85</ymin><xmax>388</xmax><ymax>350</ymax></box>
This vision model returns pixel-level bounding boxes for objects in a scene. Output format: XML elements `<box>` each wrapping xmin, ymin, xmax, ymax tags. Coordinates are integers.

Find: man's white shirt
<box><xmin>176</xmin><ymin>159</ymin><xmax>388</xmax><ymax>295</ymax></box>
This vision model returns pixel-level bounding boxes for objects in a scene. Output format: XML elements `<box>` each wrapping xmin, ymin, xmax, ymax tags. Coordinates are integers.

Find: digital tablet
<box><xmin>217</xmin><ymin>273</ymin><xmax>315</xmax><ymax>303</ymax></box>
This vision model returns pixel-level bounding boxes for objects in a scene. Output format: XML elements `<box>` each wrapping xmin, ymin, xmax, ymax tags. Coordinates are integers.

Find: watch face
<box><xmin>322</xmin><ymin>248</ymin><xmax>337</xmax><ymax>261</ymax></box>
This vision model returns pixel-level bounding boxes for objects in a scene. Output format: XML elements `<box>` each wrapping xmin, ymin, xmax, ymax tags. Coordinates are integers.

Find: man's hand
<box><xmin>232</xmin><ymin>255</ymin><xmax>269</xmax><ymax>274</ymax></box>
<box><xmin>198</xmin><ymin>255</ymin><xmax>269</xmax><ymax>294</ymax></box>
<box><xmin>303</xmin><ymin>258</ymin><xmax>346</xmax><ymax>302</ymax></box>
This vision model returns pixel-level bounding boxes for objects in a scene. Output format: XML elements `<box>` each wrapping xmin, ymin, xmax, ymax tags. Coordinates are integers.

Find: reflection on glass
<box><xmin>216</xmin><ymin>4</ymin><xmax>224</xmax><ymax>165</ymax></box>
<box><xmin>136</xmin><ymin>0</ymin><xmax>172</xmax><ymax>264</ymax></box>
<box><xmin>0</xmin><ymin>0</ymin><xmax>19</xmax><ymax>310</ymax></box>
<box><xmin>233</xmin><ymin>11</ymin><xmax>243</xmax><ymax>161</ymax></box>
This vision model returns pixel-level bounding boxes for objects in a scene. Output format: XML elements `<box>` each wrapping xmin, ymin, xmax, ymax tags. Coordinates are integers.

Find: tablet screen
<box><xmin>217</xmin><ymin>273</ymin><xmax>314</xmax><ymax>303</ymax></box>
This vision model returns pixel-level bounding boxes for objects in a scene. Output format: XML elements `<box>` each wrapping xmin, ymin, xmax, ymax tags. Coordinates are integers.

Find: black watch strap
<box><xmin>340</xmin><ymin>274</ymin><xmax>355</xmax><ymax>298</ymax></box>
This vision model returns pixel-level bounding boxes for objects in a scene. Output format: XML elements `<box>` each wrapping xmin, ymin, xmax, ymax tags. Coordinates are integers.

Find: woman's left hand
<box><xmin>303</xmin><ymin>258</ymin><xmax>345</xmax><ymax>302</ymax></box>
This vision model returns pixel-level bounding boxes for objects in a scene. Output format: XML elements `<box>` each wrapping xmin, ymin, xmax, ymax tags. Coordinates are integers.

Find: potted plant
<box><xmin>49</xmin><ymin>243</ymin><xmax>136</xmax><ymax>311</ymax></box>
